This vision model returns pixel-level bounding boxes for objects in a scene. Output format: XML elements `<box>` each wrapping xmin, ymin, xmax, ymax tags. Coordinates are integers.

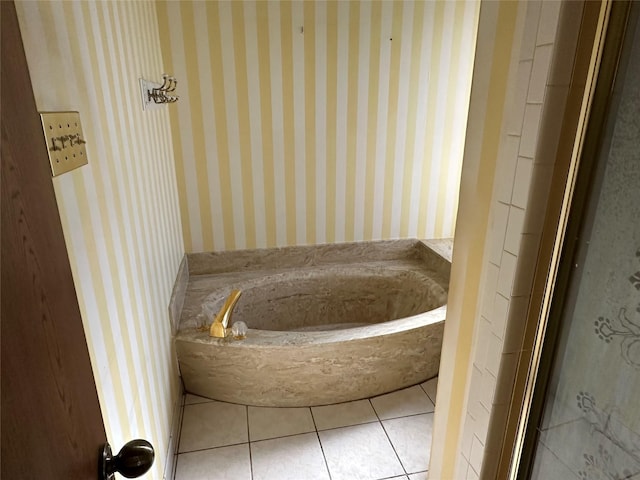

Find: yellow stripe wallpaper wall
<box><xmin>157</xmin><ymin>0</ymin><xmax>480</xmax><ymax>253</ymax></box>
<box><xmin>16</xmin><ymin>2</ymin><xmax>184</xmax><ymax>478</ymax></box>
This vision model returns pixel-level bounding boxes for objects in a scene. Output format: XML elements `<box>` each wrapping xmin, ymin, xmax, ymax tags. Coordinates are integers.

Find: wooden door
<box><xmin>1</xmin><ymin>1</ymin><xmax>108</xmax><ymax>478</ymax></box>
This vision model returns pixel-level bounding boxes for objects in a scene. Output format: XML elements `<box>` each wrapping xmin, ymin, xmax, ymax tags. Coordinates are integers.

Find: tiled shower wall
<box><xmin>454</xmin><ymin>1</ymin><xmax>580</xmax><ymax>477</ymax></box>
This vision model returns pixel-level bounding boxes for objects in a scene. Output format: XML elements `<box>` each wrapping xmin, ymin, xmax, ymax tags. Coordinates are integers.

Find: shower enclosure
<box><xmin>519</xmin><ymin>2</ymin><xmax>640</xmax><ymax>478</ymax></box>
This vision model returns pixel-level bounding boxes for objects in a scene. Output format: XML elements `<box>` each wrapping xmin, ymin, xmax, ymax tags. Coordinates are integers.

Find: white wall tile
<box><xmin>493</xmin><ymin>352</ymin><xmax>519</xmax><ymax>406</ymax></box>
<box><xmin>485</xmin><ymin>333</ymin><xmax>503</xmax><ymax>377</ymax></box>
<box><xmin>536</xmin><ymin>0</ymin><xmax>561</xmax><ymax>46</ymax></box>
<box><xmin>511</xmin><ymin>156</ymin><xmax>534</xmax><ymax>209</ymax></box>
<box><xmin>491</xmin><ymin>294</ymin><xmax>510</xmax><ymax>340</ymax></box>
<box><xmin>502</xmin><ymin>296</ymin><xmax>530</xmax><ymax>354</ymax></box>
<box><xmin>478</xmin><ymin>372</ymin><xmax>496</xmax><ymax>410</ymax></box>
<box><xmin>535</xmin><ymin>85</ymin><xmax>569</xmax><ymax>165</ymax></box>
<box><xmin>467</xmin><ymin>463</ymin><xmax>480</xmax><ymax>480</ymax></box>
<box><xmin>504</xmin><ymin>206</ymin><xmax>525</xmax><ymax>255</ymax></box>
<box><xmin>469</xmin><ymin>366</ymin><xmax>484</xmax><ymax>403</ymax></box>
<box><xmin>472</xmin><ymin>402</ymin><xmax>490</xmax><ymax>442</ymax></box>
<box><xmin>519</xmin><ymin>1</ymin><xmax>542</xmax><ymax>61</ymax></box>
<box><xmin>495</xmin><ymin>135</ymin><xmax>521</xmax><ymax>203</ymax></box>
<box><xmin>481</xmin><ymin>263</ymin><xmax>500</xmax><ymax>320</ymax></box>
<box><xmin>461</xmin><ymin>413</ymin><xmax>477</xmax><ymax>460</ymax></box>
<box><xmin>507</xmin><ymin>61</ymin><xmax>533</xmax><ymax>135</ymax></box>
<box><xmin>456</xmin><ymin>0</ymin><xmax>567</xmax><ymax>474</ymax></box>
<box><xmin>457</xmin><ymin>453</ymin><xmax>470</xmax><ymax>478</ymax></box>
<box><xmin>497</xmin><ymin>252</ymin><xmax>518</xmax><ymax>297</ymax></box>
<box><xmin>488</xmin><ymin>202</ymin><xmax>510</xmax><ymax>266</ymax></box>
<box><xmin>469</xmin><ymin>435</ymin><xmax>486</xmax><ymax>475</ymax></box>
<box><xmin>522</xmin><ymin>164</ymin><xmax>553</xmax><ymax>234</ymax></box>
<box><xmin>512</xmin><ymin>233</ymin><xmax>541</xmax><ymax>296</ymax></box>
<box><xmin>506</xmin><ymin>60</ymin><xmax>533</xmax><ymax>136</ymax></box>
<box><xmin>474</xmin><ymin>317</ymin><xmax>493</xmax><ymax>371</ymax></box>
<box><xmin>519</xmin><ymin>104</ymin><xmax>543</xmax><ymax>158</ymax></box>
<box><xmin>548</xmin><ymin>1</ymin><xmax>583</xmax><ymax>87</ymax></box>
<box><xmin>527</xmin><ymin>45</ymin><xmax>553</xmax><ymax>104</ymax></box>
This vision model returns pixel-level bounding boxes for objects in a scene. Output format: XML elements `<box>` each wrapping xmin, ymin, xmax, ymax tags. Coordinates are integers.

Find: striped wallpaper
<box><xmin>157</xmin><ymin>0</ymin><xmax>480</xmax><ymax>253</ymax></box>
<box><xmin>16</xmin><ymin>2</ymin><xmax>184</xmax><ymax>479</ymax></box>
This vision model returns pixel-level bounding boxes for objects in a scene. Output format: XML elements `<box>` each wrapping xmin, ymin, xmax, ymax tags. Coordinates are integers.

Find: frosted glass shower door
<box><xmin>529</xmin><ymin>6</ymin><xmax>640</xmax><ymax>480</ymax></box>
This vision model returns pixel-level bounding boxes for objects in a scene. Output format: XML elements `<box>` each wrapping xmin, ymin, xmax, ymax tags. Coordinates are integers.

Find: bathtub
<box><xmin>172</xmin><ymin>239</ymin><xmax>450</xmax><ymax>407</ymax></box>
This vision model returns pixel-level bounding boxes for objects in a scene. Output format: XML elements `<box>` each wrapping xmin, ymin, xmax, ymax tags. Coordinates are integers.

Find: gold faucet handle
<box><xmin>209</xmin><ymin>289</ymin><xmax>242</xmax><ymax>338</ymax></box>
<box><xmin>210</xmin><ymin>320</ymin><xmax>226</xmax><ymax>338</ymax></box>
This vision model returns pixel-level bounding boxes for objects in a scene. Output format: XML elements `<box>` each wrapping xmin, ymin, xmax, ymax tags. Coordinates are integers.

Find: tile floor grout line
<box><xmin>246</xmin><ymin>405</ymin><xmax>254</xmax><ymax>480</ymax></box>
<box><xmin>313</xmin><ymin>410</ymin><xmax>434</xmax><ymax>434</ymax></box>
<box><xmin>176</xmin><ymin>384</ymin><xmax>437</xmax><ymax>479</ymax></box>
<box><xmin>419</xmin><ymin>383</ymin><xmax>437</xmax><ymax>405</ymax></box>
<box><xmin>173</xmin><ymin>393</ymin><xmax>187</xmax><ymax>480</ymax></box>
<box><xmin>183</xmin><ymin>395</ymin><xmax>217</xmax><ymax>406</ymax></box>
<box><xmin>177</xmin><ymin>440</ymin><xmax>251</xmax><ymax>455</ymax></box>
<box><xmin>309</xmin><ymin>406</ymin><xmax>333</xmax><ymax>480</ymax></box>
<box><xmin>418</xmin><ymin>380</ymin><xmax>435</xmax><ymax>405</ymax></box>
<box><xmin>374</xmin><ymin>411</ymin><xmax>436</xmax><ymax>423</ymax></box>
<box><xmin>317</xmin><ymin>418</ymin><xmax>381</xmax><ymax>432</ymax></box>
<box><xmin>177</xmin><ymin>391</ymin><xmax>186</xmax><ymax>443</ymax></box>
<box><xmin>378</xmin><ymin>421</ymin><xmax>409</xmax><ymax>477</ymax></box>
<box><xmin>369</xmin><ymin>398</ymin><xmax>409</xmax><ymax>477</ymax></box>
<box><xmin>249</xmin><ymin>427</ymin><xmax>319</xmax><ymax>444</ymax></box>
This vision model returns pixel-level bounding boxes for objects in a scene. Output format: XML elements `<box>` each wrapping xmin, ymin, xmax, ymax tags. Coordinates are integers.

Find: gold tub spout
<box><xmin>210</xmin><ymin>289</ymin><xmax>242</xmax><ymax>338</ymax></box>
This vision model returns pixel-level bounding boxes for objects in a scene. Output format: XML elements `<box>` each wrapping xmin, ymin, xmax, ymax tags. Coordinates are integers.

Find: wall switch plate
<box><xmin>39</xmin><ymin>111</ymin><xmax>88</xmax><ymax>177</ymax></box>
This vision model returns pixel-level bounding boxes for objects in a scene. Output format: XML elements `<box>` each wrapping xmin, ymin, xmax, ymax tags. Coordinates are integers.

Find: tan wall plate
<box><xmin>39</xmin><ymin>111</ymin><xmax>88</xmax><ymax>177</ymax></box>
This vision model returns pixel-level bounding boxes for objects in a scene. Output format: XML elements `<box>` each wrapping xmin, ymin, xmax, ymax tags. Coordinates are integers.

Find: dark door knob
<box><xmin>100</xmin><ymin>439</ymin><xmax>154</xmax><ymax>479</ymax></box>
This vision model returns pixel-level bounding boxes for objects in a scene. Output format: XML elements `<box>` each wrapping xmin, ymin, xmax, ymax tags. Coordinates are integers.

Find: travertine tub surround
<box><xmin>172</xmin><ymin>239</ymin><xmax>450</xmax><ymax>407</ymax></box>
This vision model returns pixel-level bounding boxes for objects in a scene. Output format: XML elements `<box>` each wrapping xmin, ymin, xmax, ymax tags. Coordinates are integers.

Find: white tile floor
<box><xmin>174</xmin><ymin>377</ymin><xmax>438</xmax><ymax>480</ymax></box>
